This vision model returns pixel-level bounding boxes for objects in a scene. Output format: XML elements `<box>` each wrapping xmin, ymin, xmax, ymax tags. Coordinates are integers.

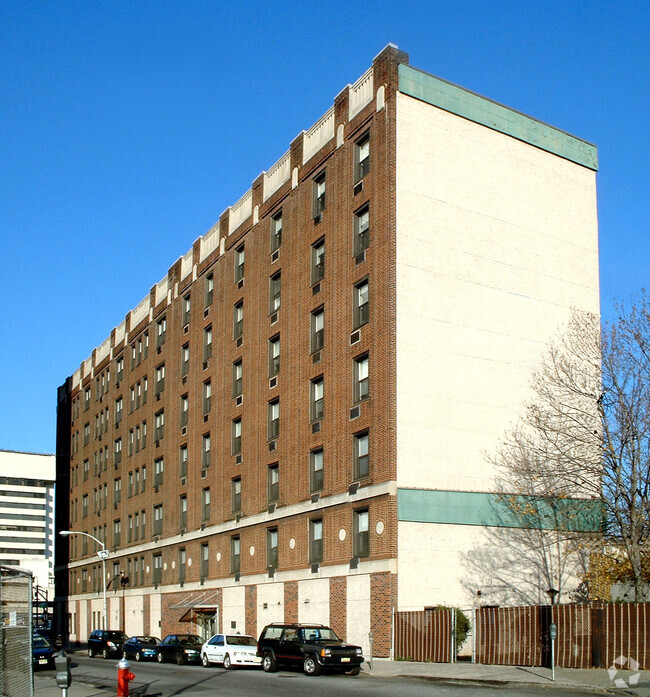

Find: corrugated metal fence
<box><xmin>1</xmin><ymin>566</ymin><xmax>33</xmax><ymax>697</ymax></box>
<box><xmin>394</xmin><ymin>603</ymin><xmax>650</xmax><ymax>669</ymax></box>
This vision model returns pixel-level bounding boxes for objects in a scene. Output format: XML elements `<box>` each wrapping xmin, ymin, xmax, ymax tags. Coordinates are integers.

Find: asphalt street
<box><xmin>34</xmin><ymin>654</ymin><xmax>608</xmax><ymax>697</ymax></box>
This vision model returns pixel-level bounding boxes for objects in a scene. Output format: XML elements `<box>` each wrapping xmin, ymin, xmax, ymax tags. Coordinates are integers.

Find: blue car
<box><xmin>123</xmin><ymin>635</ymin><xmax>161</xmax><ymax>661</ymax></box>
<box><xmin>33</xmin><ymin>635</ymin><xmax>56</xmax><ymax>669</ymax></box>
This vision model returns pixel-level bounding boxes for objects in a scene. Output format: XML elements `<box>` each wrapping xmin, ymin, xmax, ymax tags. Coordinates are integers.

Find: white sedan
<box><xmin>201</xmin><ymin>633</ymin><xmax>261</xmax><ymax>669</ymax></box>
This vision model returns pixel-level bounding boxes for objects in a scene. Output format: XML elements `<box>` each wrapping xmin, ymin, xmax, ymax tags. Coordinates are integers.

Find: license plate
<box><xmin>38</xmin><ymin>659</ymin><xmax>47</xmax><ymax>664</ymax></box>
<box><xmin>341</xmin><ymin>657</ymin><xmax>350</xmax><ymax>663</ymax></box>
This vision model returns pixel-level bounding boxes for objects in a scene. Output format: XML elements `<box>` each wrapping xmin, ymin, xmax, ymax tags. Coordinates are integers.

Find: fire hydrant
<box><xmin>117</xmin><ymin>656</ymin><xmax>135</xmax><ymax>697</ymax></box>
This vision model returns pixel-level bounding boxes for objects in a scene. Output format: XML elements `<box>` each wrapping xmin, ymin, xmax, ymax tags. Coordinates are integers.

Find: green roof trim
<box><xmin>398</xmin><ymin>64</ymin><xmax>598</xmax><ymax>171</ymax></box>
<box><xmin>397</xmin><ymin>488</ymin><xmax>603</xmax><ymax>532</ymax></box>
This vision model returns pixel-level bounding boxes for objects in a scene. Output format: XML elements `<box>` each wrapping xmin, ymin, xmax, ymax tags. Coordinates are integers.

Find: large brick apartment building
<box><xmin>55</xmin><ymin>45</ymin><xmax>599</xmax><ymax>657</ymax></box>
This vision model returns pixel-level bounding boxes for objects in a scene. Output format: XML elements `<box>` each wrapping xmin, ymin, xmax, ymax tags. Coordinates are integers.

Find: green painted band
<box><xmin>398</xmin><ymin>64</ymin><xmax>598</xmax><ymax>171</ymax></box>
<box><xmin>397</xmin><ymin>488</ymin><xmax>603</xmax><ymax>532</ymax></box>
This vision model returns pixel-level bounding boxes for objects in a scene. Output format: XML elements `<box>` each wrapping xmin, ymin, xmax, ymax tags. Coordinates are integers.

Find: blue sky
<box><xmin>1</xmin><ymin>1</ymin><xmax>648</xmax><ymax>454</ymax></box>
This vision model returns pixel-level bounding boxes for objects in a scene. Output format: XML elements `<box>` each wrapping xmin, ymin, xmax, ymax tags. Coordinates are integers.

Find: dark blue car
<box><xmin>33</xmin><ymin>635</ymin><xmax>56</xmax><ymax>669</ymax></box>
<box><xmin>123</xmin><ymin>635</ymin><xmax>161</xmax><ymax>661</ymax></box>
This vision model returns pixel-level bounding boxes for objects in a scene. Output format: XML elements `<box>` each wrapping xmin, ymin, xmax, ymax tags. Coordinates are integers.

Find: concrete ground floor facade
<box><xmin>67</xmin><ymin>566</ymin><xmax>395</xmax><ymax>658</ymax></box>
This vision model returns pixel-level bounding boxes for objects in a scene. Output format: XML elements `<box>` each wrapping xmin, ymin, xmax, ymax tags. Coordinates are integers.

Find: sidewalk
<box><xmin>33</xmin><ymin>659</ymin><xmax>650</xmax><ymax>696</ymax></box>
<box><xmin>364</xmin><ymin>659</ymin><xmax>650</xmax><ymax>695</ymax></box>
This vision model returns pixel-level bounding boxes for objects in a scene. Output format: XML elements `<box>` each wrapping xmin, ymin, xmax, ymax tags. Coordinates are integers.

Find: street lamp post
<box><xmin>60</xmin><ymin>530</ymin><xmax>108</xmax><ymax>630</ymax></box>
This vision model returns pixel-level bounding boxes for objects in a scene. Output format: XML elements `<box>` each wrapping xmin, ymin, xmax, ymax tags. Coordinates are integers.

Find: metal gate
<box><xmin>1</xmin><ymin>566</ymin><xmax>33</xmax><ymax>697</ymax></box>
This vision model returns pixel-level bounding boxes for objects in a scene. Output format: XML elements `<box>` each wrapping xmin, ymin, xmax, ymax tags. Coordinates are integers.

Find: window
<box><xmin>180</xmin><ymin>394</ymin><xmax>189</xmax><ymax>428</ymax></box>
<box><xmin>311</xmin><ymin>238</ymin><xmax>325</xmax><ymax>284</ymax></box>
<box><xmin>313</xmin><ymin>171</ymin><xmax>326</xmax><ymax>219</ymax></box>
<box><xmin>267</xmin><ymin>528</ymin><xmax>278</xmax><ymax>569</ymax></box>
<box><xmin>154</xmin><ymin>458</ymin><xmax>164</xmax><ymax>487</ymax></box>
<box><xmin>201</xmin><ymin>543</ymin><xmax>209</xmax><ymax>580</ymax></box>
<box><xmin>270</xmin><ymin>211</ymin><xmax>282</xmax><ymax>252</ymax></box>
<box><xmin>232</xmin><ymin>360</ymin><xmax>242</xmax><ymax>398</ymax></box>
<box><xmin>354</xmin><ymin>132</ymin><xmax>370</xmax><ymax>181</ymax></box>
<box><xmin>202</xmin><ymin>433</ymin><xmax>211</xmax><ymax>468</ymax></box>
<box><xmin>155</xmin><ymin>364</ymin><xmax>165</xmax><ymax>395</ymax></box>
<box><xmin>269</xmin><ymin>272</ymin><xmax>281</xmax><ymax>313</ymax></box>
<box><xmin>182</xmin><ymin>293</ymin><xmax>191</xmax><ymax>326</ymax></box>
<box><xmin>153</xmin><ymin>553</ymin><xmax>162</xmax><ymax>585</ymax></box>
<box><xmin>179</xmin><ymin>495</ymin><xmax>187</xmax><ymax>529</ymax></box>
<box><xmin>354</xmin><ymin>354</ymin><xmax>369</xmax><ymax>403</ymax></box>
<box><xmin>234</xmin><ymin>301</ymin><xmax>243</xmax><ymax>340</ymax></box>
<box><xmin>352</xmin><ymin>288</ymin><xmax>366</xmax><ymax>337</ymax></box>
<box><xmin>154</xmin><ymin>411</ymin><xmax>165</xmax><ymax>441</ymax></box>
<box><xmin>153</xmin><ymin>504</ymin><xmax>163</xmax><ymax>536</ymax></box>
<box><xmin>310</xmin><ymin>449</ymin><xmax>324</xmax><ymax>492</ymax></box>
<box><xmin>310</xmin><ymin>377</ymin><xmax>324</xmax><ymax>422</ymax></box>
<box><xmin>115</xmin><ymin>397</ymin><xmax>123</xmax><ymax>426</ymax></box>
<box><xmin>127</xmin><ymin>515</ymin><xmax>133</xmax><ymax>543</ymax></box>
<box><xmin>231</xmin><ymin>419</ymin><xmax>242</xmax><ymax>456</ymax></box>
<box><xmin>181</xmin><ymin>343</ymin><xmax>190</xmax><ymax>377</ymax></box>
<box><xmin>116</xmin><ymin>356</ymin><xmax>124</xmax><ymax>384</ymax></box>
<box><xmin>205</xmin><ymin>273</ymin><xmax>214</xmax><ymax>307</ymax></box>
<box><xmin>268</xmin><ymin>399</ymin><xmax>280</xmax><ymax>439</ymax></box>
<box><xmin>202</xmin><ymin>487</ymin><xmax>211</xmax><ymax>521</ymax></box>
<box><xmin>179</xmin><ymin>445</ymin><xmax>188</xmax><ymax>478</ymax></box>
<box><xmin>113</xmin><ymin>519</ymin><xmax>121</xmax><ymax>547</ymax></box>
<box><xmin>141</xmin><ymin>465</ymin><xmax>147</xmax><ymax>492</ymax></box>
<box><xmin>203</xmin><ymin>325</ymin><xmax>212</xmax><ymax>360</ymax></box>
<box><xmin>114</xmin><ymin>438</ymin><xmax>122</xmax><ymax>467</ymax></box>
<box><xmin>178</xmin><ymin>548</ymin><xmax>186</xmax><ymax>583</ymax></box>
<box><xmin>230</xmin><ymin>536</ymin><xmax>240</xmax><ymax>574</ymax></box>
<box><xmin>84</xmin><ymin>387</ymin><xmax>91</xmax><ymax>411</ymax></box>
<box><xmin>354</xmin><ymin>430</ymin><xmax>369</xmax><ymax>479</ymax></box>
<box><xmin>310</xmin><ymin>519</ymin><xmax>323</xmax><ymax>563</ymax></box>
<box><xmin>311</xmin><ymin>308</ymin><xmax>324</xmax><ymax>353</ymax></box>
<box><xmin>156</xmin><ymin>316</ymin><xmax>167</xmax><ymax>349</ymax></box>
<box><xmin>235</xmin><ymin>245</ymin><xmax>245</xmax><ymax>282</ymax></box>
<box><xmin>113</xmin><ymin>478</ymin><xmax>121</xmax><ymax>505</ymax></box>
<box><xmin>83</xmin><ymin>423</ymin><xmax>90</xmax><ymax>445</ymax></box>
<box><xmin>267</xmin><ymin>464</ymin><xmax>279</xmax><ymax>502</ymax></box>
<box><xmin>231</xmin><ymin>477</ymin><xmax>241</xmax><ymax>513</ymax></box>
<box><xmin>354</xmin><ymin>509</ymin><xmax>369</xmax><ymax>558</ymax></box>
<box><xmin>268</xmin><ymin>336</ymin><xmax>280</xmax><ymax>377</ymax></box>
<box><xmin>203</xmin><ymin>380</ymin><xmax>212</xmax><ymax>414</ymax></box>
<box><xmin>354</xmin><ymin>205</ymin><xmax>370</xmax><ymax>255</ymax></box>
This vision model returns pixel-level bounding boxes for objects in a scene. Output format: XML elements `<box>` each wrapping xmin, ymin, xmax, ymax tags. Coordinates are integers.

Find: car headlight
<box><xmin>320</xmin><ymin>648</ymin><xmax>331</xmax><ymax>657</ymax></box>
<box><xmin>356</xmin><ymin>648</ymin><xmax>363</xmax><ymax>656</ymax></box>
<box><xmin>107</xmin><ymin>642</ymin><xmax>116</xmax><ymax>648</ymax></box>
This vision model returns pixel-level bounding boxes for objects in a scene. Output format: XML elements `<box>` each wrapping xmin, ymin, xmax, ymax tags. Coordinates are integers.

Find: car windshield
<box><xmin>226</xmin><ymin>635</ymin><xmax>256</xmax><ymax>646</ymax></box>
<box><xmin>33</xmin><ymin>637</ymin><xmax>50</xmax><ymax>649</ymax></box>
<box><xmin>178</xmin><ymin>635</ymin><xmax>202</xmax><ymax>644</ymax></box>
<box><xmin>107</xmin><ymin>631</ymin><xmax>127</xmax><ymax>640</ymax></box>
<box><xmin>302</xmin><ymin>627</ymin><xmax>340</xmax><ymax>642</ymax></box>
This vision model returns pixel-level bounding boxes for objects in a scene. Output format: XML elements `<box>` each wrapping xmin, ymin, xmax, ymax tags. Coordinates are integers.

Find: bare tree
<box><xmin>465</xmin><ymin>300</ymin><xmax>650</xmax><ymax>603</ymax></box>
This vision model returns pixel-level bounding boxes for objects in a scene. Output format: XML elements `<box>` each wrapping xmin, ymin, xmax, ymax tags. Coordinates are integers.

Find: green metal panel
<box><xmin>398</xmin><ymin>64</ymin><xmax>598</xmax><ymax>171</ymax></box>
<box><xmin>397</xmin><ymin>488</ymin><xmax>603</xmax><ymax>532</ymax></box>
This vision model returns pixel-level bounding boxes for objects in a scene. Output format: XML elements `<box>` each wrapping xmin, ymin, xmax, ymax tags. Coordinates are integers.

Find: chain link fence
<box><xmin>1</xmin><ymin>566</ymin><xmax>33</xmax><ymax>697</ymax></box>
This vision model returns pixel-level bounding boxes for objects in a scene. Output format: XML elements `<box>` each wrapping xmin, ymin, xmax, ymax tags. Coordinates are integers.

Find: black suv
<box><xmin>257</xmin><ymin>623</ymin><xmax>363</xmax><ymax>676</ymax></box>
<box><xmin>87</xmin><ymin>629</ymin><xmax>128</xmax><ymax>658</ymax></box>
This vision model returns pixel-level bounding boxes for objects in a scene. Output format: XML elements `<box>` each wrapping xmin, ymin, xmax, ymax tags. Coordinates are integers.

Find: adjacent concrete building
<box><xmin>55</xmin><ymin>45</ymin><xmax>599</xmax><ymax>656</ymax></box>
<box><xmin>0</xmin><ymin>450</ymin><xmax>56</xmax><ymax>594</ymax></box>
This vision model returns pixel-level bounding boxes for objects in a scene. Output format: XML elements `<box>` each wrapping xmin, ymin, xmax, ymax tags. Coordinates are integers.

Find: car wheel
<box><xmin>102</xmin><ymin>648</ymin><xmax>110</xmax><ymax>659</ymax></box>
<box><xmin>88</xmin><ymin>647</ymin><xmax>94</xmax><ymax>658</ymax></box>
<box><xmin>262</xmin><ymin>651</ymin><xmax>277</xmax><ymax>673</ymax></box>
<box><xmin>135</xmin><ymin>651</ymin><xmax>142</xmax><ymax>662</ymax></box>
<box><xmin>303</xmin><ymin>654</ymin><xmax>321</xmax><ymax>676</ymax></box>
<box><xmin>345</xmin><ymin>666</ymin><xmax>360</xmax><ymax>676</ymax></box>
<box><xmin>223</xmin><ymin>653</ymin><xmax>232</xmax><ymax>670</ymax></box>
<box><xmin>201</xmin><ymin>653</ymin><xmax>210</xmax><ymax>667</ymax></box>
<box><xmin>157</xmin><ymin>652</ymin><xmax>164</xmax><ymax>663</ymax></box>
<box><xmin>176</xmin><ymin>652</ymin><xmax>185</xmax><ymax>665</ymax></box>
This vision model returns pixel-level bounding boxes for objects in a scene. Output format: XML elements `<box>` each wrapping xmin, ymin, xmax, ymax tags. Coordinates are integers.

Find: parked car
<box><xmin>156</xmin><ymin>634</ymin><xmax>203</xmax><ymax>664</ymax></box>
<box><xmin>87</xmin><ymin>629</ymin><xmax>128</xmax><ymax>658</ymax></box>
<box><xmin>201</xmin><ymin>633</ymin><xmax>261</xmax><ymax>669</ymax></box>
<box><xmin>32</xmin><ymin>635</ymin><xmax>56</xmax><ymax>669</ymax></box>
<box><xmin>256</xmin><ymin>623</ymin><xmax>363</xmax><ymax>676</ymax></box>
<box><xmin>123</xmin><ymin>635</ymin><xmax>161</xmax><ymax>661</ymax></box>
